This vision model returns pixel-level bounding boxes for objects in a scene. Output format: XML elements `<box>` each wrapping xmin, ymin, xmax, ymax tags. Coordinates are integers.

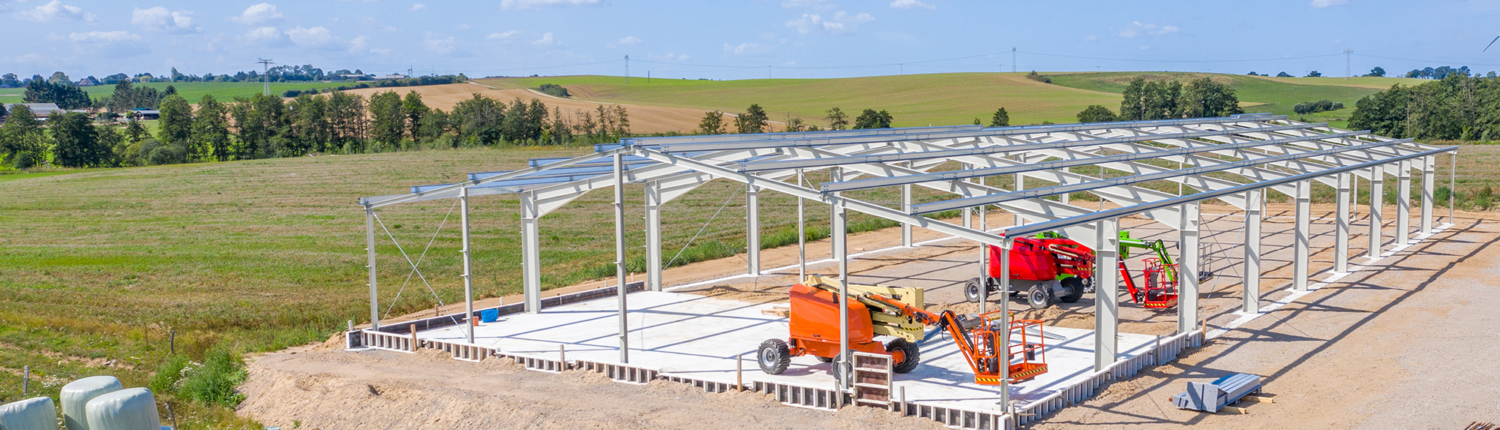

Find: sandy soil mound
<box><xmin>238</xmin><ymin>347</ymin><xmax>943</xmax><ymax>430</ymax></box>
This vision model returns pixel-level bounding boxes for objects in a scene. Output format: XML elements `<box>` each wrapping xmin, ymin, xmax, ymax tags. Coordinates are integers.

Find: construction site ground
<box><xmin>240</xmin><ymin>203</ymin><xmax>1500</xmax><ymax>429</ymax></box>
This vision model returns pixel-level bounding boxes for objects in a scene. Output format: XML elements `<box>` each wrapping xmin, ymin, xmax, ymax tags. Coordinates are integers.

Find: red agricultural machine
<box><xmin>965</xmin><ymin>234</ymin><xmax>1097</xmax><ymax>310</ymax></box>
<box><xmin>758</xmin><ymin>276</ymin><xmax>1048</xmax><ymax>385</ymax></box>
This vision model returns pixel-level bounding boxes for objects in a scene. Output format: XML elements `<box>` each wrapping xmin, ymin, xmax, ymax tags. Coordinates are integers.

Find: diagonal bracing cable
<box><xmin>382</xmin><ymin>200</ymin><xmax>459</xmax><ymax>319</ymax></box>
<box><xmin>374</xmin><ymin>211</ymin><xmax>460</xmax><ymax>325</ymax></box>
<box><xmin>663</xmin><ymin>183</ymin><xmax>747</xmax><ymax>270</ymax></box>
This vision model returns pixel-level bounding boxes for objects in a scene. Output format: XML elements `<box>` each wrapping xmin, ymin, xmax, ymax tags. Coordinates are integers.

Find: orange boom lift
<box><xmin>757</xmin><ymin>276</ymin><xmax>1048</xmax><ymax>385</ymax></box>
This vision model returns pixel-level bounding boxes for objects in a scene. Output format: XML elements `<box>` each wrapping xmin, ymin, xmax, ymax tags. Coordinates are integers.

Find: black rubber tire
<box><xmin>815</xmin><ymin>355</ymin><xmax>834</xmax><ymax>363</ymax></box>
<box><xmin>1027</xmin><ymin>284</ymin><xmax>1053</xmax><ymax>310</ymax></box>
<box><xmin>964</xmin><ymin>278</ymin><xmax>983</xmax><ymax>303</ymax></box>
<box><xmin>1080</xmin><ymin>276</ymin><xmax>1095</xmax><ymax>293</ymax></box>
<box><xmin>758</xmin><ymin>339</ymin><xmax>791</xmax><ymax>375</ymax></box>
<box><xmin>1058</xmin><ymin>277</ymin><xmax>1084</xmax><ymax>303</ymax></box>
<box><xmin>886</xmin><ymin>338</ymin><xmax>921</xmax><ymax>374</ymax></box>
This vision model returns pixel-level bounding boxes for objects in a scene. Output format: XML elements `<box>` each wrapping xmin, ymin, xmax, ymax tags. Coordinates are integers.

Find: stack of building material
<box><xmin>1171</xmin><ymin>373</ymin><xmax>1263</xmax><ymax>413</ymax></box>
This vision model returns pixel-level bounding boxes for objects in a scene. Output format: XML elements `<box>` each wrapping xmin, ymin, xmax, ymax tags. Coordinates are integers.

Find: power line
<box><xmin>257</xmin><ymin>58</ymin><xmax>274</xmax><ymax>96</ymax></box>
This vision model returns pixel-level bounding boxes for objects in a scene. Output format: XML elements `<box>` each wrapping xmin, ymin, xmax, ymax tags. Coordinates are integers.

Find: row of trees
<box><xmin>1292</xmin><ymin>99</ymin><xmax>1344</xmax><ymax>114</ymax></box>
<box><xmin>1118</xmin><ymin>77</ymin><xmax>1244</xmax><ymax>121</ymax></box>
<box><xmin>1348</xmin><ymin>72</ymin><xmax>1500</xmax><ymax>141</ymax></box>
<box><xmin>0</xmin><ymin>90</ymin><xmax>631</xmax><ymax>169</ymax></box>
<box><xmin>696</xmin><ymin>105</ymin><xmax>898</xmax><ymax>135</ymax></box>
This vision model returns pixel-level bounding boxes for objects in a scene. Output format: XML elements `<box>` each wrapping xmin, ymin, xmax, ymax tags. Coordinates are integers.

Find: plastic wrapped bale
<box><xmin>84</xmin><ymin>388</ymin><xmax>161</xmax><ymax>430</ymax></box>
<box><xmin>61</xmin><ymin>375</ymin><xmax>123</xmax><ymax>430</ymax></box>
<box><xmin>0</xmin><ymin>397</ymin><xmax>60</xmax><ymax>430</ymax></box>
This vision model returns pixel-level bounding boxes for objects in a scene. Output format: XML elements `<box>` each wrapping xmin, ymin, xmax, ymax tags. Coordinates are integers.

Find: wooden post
<box><xmin>560</xmin><ymin>344</ymin><xmax>567</xmax><ymax>370</ymax></box>
<box><xmin>166</xmin><ymin>401</ymin><xmax>178</xmax><ymax>430</ymax></box>
<box><xmin>736</xmin><ymin>353</ymin><xmax>744</xmax><ymax>391</ymax></box>
<box><xmin>409</xmin><ymin>325</ymin><xmax>418</xmax><ymax>351</ymax></box>
<box><xmin>899</xmin><ymin>385</ymin><xmax>906</xmax><ymax>415</ymax></box>
<box><xmin>169</xmin><ymin>330</ymin><xmax>175</xmax><ymax>355</ymax></box>
<box><xmin>21</xmin><ymin>365</ymin><xmax>27</xmax><ymax>395</ymax></box>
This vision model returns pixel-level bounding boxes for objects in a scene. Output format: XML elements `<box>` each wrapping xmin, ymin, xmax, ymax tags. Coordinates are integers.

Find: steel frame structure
<box><xmin>356</xmin><ymin>114</ymin><xmax>1456</xmax><ymax>417</ymax></box>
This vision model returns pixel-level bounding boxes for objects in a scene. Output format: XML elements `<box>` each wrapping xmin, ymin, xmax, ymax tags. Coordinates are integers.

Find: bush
<box><xmin>149</xmin><ymin>355</ymin><xmax>191</xmax><ymax>395</ymax></box>
<box><xmin>1025</xmin><ymin>71</ymin><xmax>1051</xmax><ymax>84</ymax></box>
<box><xmin>178</xmin><ymin>348</ymin><xmax>248</xmax><ymax>407</ymax></box>
<box><xmin>1292</xmin><ymin>99</ymin><xmax>1344</xmax><ymax>114</ymax></box>
<box><xmin>537</xmin><ymin>83</ymin><xmax>570</xmax><ymax>98</ymax></box>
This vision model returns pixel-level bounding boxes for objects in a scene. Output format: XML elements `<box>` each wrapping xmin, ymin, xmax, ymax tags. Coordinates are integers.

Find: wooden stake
<box><xmin>559</xmin><ymin>344</ymin><xmax>567</xmax><ymax>370</ymax></box>
<box><xmin>170</xmin><ymin>330</ymin><xmax>176</xmax><ymax>355</ymax></box>
<box><xmin>736</xmin><ymin>353</ymin><xmax>743</xmax><ymax>391</ymax></box>
<box><xmin>1219</xmin><ymin>406</ymin><xmax>1249</xmax><ymax>414</ymax></box>
<box><xmin>21</xmin><ymin>365</ymin><xmax>28</xmax><ymax>396</ymax></box>
<box><xmin>409</xmin><ymin>325</ymin><xmax>418</xmax><ymax>351</ymax></box>
<box><xmin>166</xmin><ymin>401</ymin><xmax>178</xmax><ymax>430</ymax></box>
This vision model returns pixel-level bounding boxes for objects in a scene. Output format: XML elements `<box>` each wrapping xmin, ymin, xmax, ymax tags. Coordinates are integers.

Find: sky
<box><xmin>3</xmin><ymin>0</ymin><xmax>1500</xmax><ymax>81</ymax></box>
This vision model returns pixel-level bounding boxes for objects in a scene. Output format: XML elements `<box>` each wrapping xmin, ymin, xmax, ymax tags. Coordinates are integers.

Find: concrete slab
<box><xmin>416</xmin><ymin>290</ymin><xmax>1156</xmax><ymax>414</ymax></box>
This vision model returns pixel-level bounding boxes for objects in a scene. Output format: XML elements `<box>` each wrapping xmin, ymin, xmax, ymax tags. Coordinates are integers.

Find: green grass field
<box><xmin>0</xmin><ymin>81</ymin><xmax>361</xmax><ymax>104</ymax></box>
<box><xmin>480</xmin><ymin>72</ymin><xmax>1427</xmax><ymax>129</ymax></box>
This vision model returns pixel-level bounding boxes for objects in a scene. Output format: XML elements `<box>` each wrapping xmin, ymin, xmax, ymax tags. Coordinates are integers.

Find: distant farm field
<box><xmin>0</xmin><ymin>81</ymin><xmax>362</xmax><ymax>104</ymax></box>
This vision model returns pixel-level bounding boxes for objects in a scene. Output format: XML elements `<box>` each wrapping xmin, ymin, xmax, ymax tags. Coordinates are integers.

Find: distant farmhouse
<box><xmin>3</xmin><ymin>103</ymin><xmax>64</xmax><ymax>121</ymax></box>
<box><xmin>130</xmin><ymin>107</ymin><xmax>160</xmax><ymax>121</ymax></box>
<box><xmin>75</xmin><ymin>77</ymin><xmax>99</xmax><ymax>87</ymax></box>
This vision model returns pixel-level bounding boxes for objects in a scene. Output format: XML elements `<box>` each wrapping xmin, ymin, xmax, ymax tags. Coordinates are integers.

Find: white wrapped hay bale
<box><xmin>0</xmin><ymin>396</ymin><xmax>59</xmax><ymax>430</ymax></box>
<box><xmin>61</xmin><ymin>376</ymin><xmax>122</xmax><ymax>430</ymax></box>
<box><xmin>84</xmin><ymin>388</ymin><xmax>160</xmax><ymax>430</ymax></box>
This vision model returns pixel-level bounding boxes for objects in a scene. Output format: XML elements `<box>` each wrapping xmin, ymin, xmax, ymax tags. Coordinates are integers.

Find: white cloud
<box><xmin>286</xmin><ymin>26</ymin><xmax>348</xmax><ymax>50</ymax></box>
<box><xmin>425</xmin><ymin>36</ymin><xmax>457</xmax><ymax>53</ymax></box>
<box><xmin>500</xmin><ymin>0</ymin><xmax>598</xmax><ymax>10</ymax></box>
<box><xmin>889</xmin><ymin>0</ymin><xmax>934</xmax><ymax>10</ymax></box>
<box><xmin>230</xmin><ymin>3</ymin><xmax>284</xmax><ymax>25</ymax></box>
<box><xmin>242</xmin><ymin>26</ymin><xmax>288</xmax><ymax>46</ymax></box>
<box><xmin>15</xmin><ymin>1</ymin><xmax>93</xmax><ymax>23</ymax></box>
<box><xmin>69</xmin><ymin>31</ymin><xmax>147</xmax><ymax>57</ymax></box>
<box><xmin>609</xmin><ymin>35</ymin><xmax>641</xmax><ymax>47</ymax></box>
<box><xmin>648</xmin><ymin>52</ymin><xmax>688</xmax><ymax>62</ymax></box>
<box><xmin>787</xmin><ymin>11</ymin><xmax>872</xmax><ymax>34</ymax></box>
<box><xmin>1118</xmin><ymin>21</ymin><xmax>1178</xmax><ymax>38</ymax></box>
<box><xmin>132</xmin><ymin>7</ymin><xmax>197</xmax><ymax>33</ymax></box>
<box><xmin>410</xmin><ymin>3</ymin><xmax>426</xmax><ymax>10</ymax></box>
<box><xmin>350</xmin><ymin>35</ymin><xmax>370</xmax><ymax>52</ymax></box>
<box><xmin>532</xmin><ymin>32</ymin><xmax>556</xmax><ymax>46</ymax></box>
<box><xmin>723</xmin><ymin>42</ymin><xmax>770</xmax><ymax>55</ymax></box>
<box><xmin>1311</xmin><ymin>0</ymin><xmax>1348</xmax><ymax>7</ymax></box>
<box><xmin>487</xmin><ymin>30</ymin><xmax>518</xmax><ymax>39</ymax></box>
<box><xmin>356</xmin><ymin>15</ymin><xmax>397</xmax><ymax>32</ymax></box>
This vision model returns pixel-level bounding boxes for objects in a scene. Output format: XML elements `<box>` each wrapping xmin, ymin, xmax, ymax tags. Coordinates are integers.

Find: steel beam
<box><xmin>1178</xmin><ymin>202</ymin><xmax>1201</xmax><ymax>335</ymax></box>
<box><xmin>1094</xmin><ymin>218</ymin><xmax>1120</xmax><ymax>371</ymax></box>
<box><xmin>1335</xmin><ymin>172</ymin><xmax>1351</xmax><ymax>273</ymax></box>
<box><xmin>645</xmin><ymin>180</ymin><xmax>663</xmax><ymax>291</ymax></box>
<box><xmin>797</xmin><ymin>170</ymin><xmax>807</xmax><ymax>280</ymax></box>
<box><xmin>901</xmin><ymin>183</ymin><xmax>913</xmax><ymax>247</ymax></box>
<box><xmin>521</xmin><ymin>190</ymin><xmax>542</xmax><ymax>313</ymax></box>
<box><xmin>1369</xmin><ymin>165</ymin><xmax>1384</xmax><ymax>258</ymax></box>
<box><xmin>1243</xmin><ymin>189</ymin><xmax>1262</xmax><ymax>314</ymax></box>
<box><xmin>997</xmin><ymin>237</ymin><xmax>1012</xmax><ymax>410</ymax></box>
<box><xmin>747</xmin><ymin>185</ymin><xmax>761</xmax><ymax>275</ymax></box>
<box><xmin>614</xmin><ymin>153</ymin><xmax>629</xmax><ymax>363</ymax></box>
<box><xmin>460</xmin><ymin>186</ymin><xmax>475</xmax><ymax>343</ymax></box>
<box><xmin>1421</xmin><ymin>155</ymin><xmax>1434</xmax><ymax>234</ymax></box>
<box><xmin>1294</xmin><ymin>180</ymin><xmax>1311</xmax><ymax>292</ymax></box>
<box><xmin>1397</xmin><ymin>159</ymin><xmax>1411</xmax><ymax>246</ymax></box>
<box><xmin>366</xmin><ymin>207</ymin><xmax>379</xmax><ymax>330</ymax></box>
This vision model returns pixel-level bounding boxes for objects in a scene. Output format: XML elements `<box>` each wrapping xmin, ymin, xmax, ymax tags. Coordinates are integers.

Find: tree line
<box><xmin>0</xmin><ymin>90</ymin><xmax>629</xmax><ymax>169</ymax></box>
<box><xmin>1348</xmin><ymin>71</ymin><xmax>1500</xmax><ymax>141</ymax></box>
<box><xmin>1069</xmin><ymin>76</ymin><xmax>1245</xmax><ymax>124</ymax></box>
<box><xmin>695</xmin><ymin>105</ymin><xmax>896</xmax><ymax>134</ymax></box>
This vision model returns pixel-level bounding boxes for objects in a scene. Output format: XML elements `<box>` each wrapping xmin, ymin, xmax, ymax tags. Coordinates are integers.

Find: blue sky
<box><xmin>3</xmin><ymin>0</ymin><xmax>1500</xmax><ymax>80</ymax></box>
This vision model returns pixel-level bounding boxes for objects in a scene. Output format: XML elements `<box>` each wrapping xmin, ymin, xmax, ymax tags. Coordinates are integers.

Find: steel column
<box><xmin>1013</xmin><ymin>170</ymin><xmax>1024</xmax><ymax>226</ymax></box>
<box><xmin>1335</xmin><ymin>172</ymin><xmax>1351</xmax><ymax>273</ymax></box>
<box><xmin>1421</xmin><ymin>155</ymin><xmax>1434</xmax><ymax>234</ymax></box>
<box><xmin>830</xmin><ymin>167</ymin><xmax>844</xmax><ymax>262</ymax></box>
<box><xmin>1293</xmin><ymin>180</ymin><xmax>1311</xmax><ymax>292</ymax></box>
<box><xmin>746</xmin><ymin>185</ymin><xmax>761</xmax><ymax>275</ymax></box>
<box><xmin>1243</xmin><ymin>190</ymin><xmax>1262</xmax><ymax>314</ymax></box>
<box><xmin>521</xmin><ymin>191</ymin><xmax>542</xmax><ymax>313</ymax></box>
<box><xmin>1369</xmin><ymin>165</ymin><xmax>1384</xmax><ymax>258</ymax></box>
<box><xmin>645</xmin><ymin>180</ymin><xmax>663</xmax><ymax>291</ymax></box>
<box><xmin>1178</xmin><ymin>202</ymin><xmax>1200</xmax><ymax>335</ymax></box>
<box><xmin>460</xmin><ymin>187</ymin><xmax>475</xmax><ymax>343</ymax></box>
<box><xmin>1397</xmin><ymin>159</ymin><xmax>1411</xmax><ymax>245</ymax></box>
<box><xmin>962</xmin><ymin>163</ymin><xmax>973</xmax><ymax>229</ymax></box>
<box><xmin>614</xmin><ymin>153</ymin><xmax>629</xmax><ymax>363</ymax></box>
<box><xmin>366</xmin><ymin>207</ymin><xmax>379</xmax><ymax>329</ymax></box>
<box><xmin>997</xmin><ymin>238</ymin><xmax>1011</xmax><ymax>411</ymax></box>
<box><xmin>798</xmin><ymin>170</ymin><xmax>807</xmax><ymax>280</ymax></box>
<box><xmin>901</xmin><ymin>183</ymin><xmax>913</xmax><ymax>247</ymax></box>
<box><xmin>1094</xmin><ymin>218</ymin><xmax>1120</xmax><ymax>372</ymax></box>
<box><xmin>833</xmin><ymin>193</ymin><xmax>850</xmax><ymax>392</ymax></box>
<box><xmin>1450</xmin><ymin>152</ymin><xmax>1456</xmax><ymax>224</ymax></box>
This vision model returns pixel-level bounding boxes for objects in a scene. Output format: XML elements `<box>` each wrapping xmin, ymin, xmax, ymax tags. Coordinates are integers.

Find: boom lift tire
<box><xmin>1058</xmin><ymin>277</ymin><xmax>1084</xmax><ymax>303</ymax></box>
<box><xmin>1027</xmin><ymin>284</ymin><xmax>1052</xmax><ymax>310</ymax></box>
<box><xmin>885</xmin><ymin>338</ymin><xmax>921</xmax><ymax>374</ymax></box>
<box><xmin>964</xmin><ymin>277</ymin><xmax>983</xmax><ymax>303</ymax></box>
<box><xmin>758</xmin><ymin>339</ymin><xmax>791</xmax><ymax>374</ymax></box>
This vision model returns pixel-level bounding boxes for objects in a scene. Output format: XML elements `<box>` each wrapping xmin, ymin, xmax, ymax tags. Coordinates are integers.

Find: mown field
<box><xmin>481</xmin><ymin>72</ymin><xmax>1425</xmax><ymax>129</ymax></box>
